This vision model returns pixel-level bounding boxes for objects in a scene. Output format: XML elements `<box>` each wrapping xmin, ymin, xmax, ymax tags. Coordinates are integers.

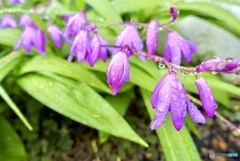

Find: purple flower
<box><xmin>86</xmin><ymin>34</ymin><xmax>109</xmax><ymax>66</ymax></box>
<box><xmin>146</xmin><ymin>20</ymin><xmax>158</xmax><ymax>56</ymax></box>
<box><xmin>14</xmin><ymin>27</ymin><xmax>46</xmax><ymax>55</ymax></box>
<box><xmin>0</xmin><ymin>14</ymin><xmax>17</xmax><ymax>28</ymax></box>
<box><xmin>19</xmin><ymin>14</ymin><xmax>36</xmax><ymax>28</ymax></box>
<box><xmin>32</xmin><ymin>29</ymin><xmax>46</xmax><ymax>55</ymax></box>
<box><xmin>9</xmin><ymin>0</ymin><xmax>25</xmax><ymax>4</ymax></box>
<box><xmin>107</xmin><ymin>51</ymin><xmax>130</xmax><ymax>95</ymax></box>
<box><xmin>64</xmin><ymin>11</ymin><xmax>87</xmax><ymax>40</ymax></box>
<box><xmin>150</xmin><ymin>72</ymin><xmax>205</xmax><ymax>131</ymax></box>
<box><xmin>68</xmin><ymin>30</ymin><xmax>91</xmax><ymax>62</ymax></box>
<box><xmin>113</xmin><ymin>24</ymin><xmax>143</xmax><ymax>56</ymax></box>
<box><xmin>196</xmin><ymin>57</ymin><xmax>239</xmax><ymax>73</ymax></box>
<box><xmin>169</xmin><ymin>6</ymin><xmax>179</xmax><ymax>23</ymax></box>
<box><xmin>48</xmin><ymin>24</ymin><xmax>63</xmax><ymax>49</ymax></box>
<box><xmin>164</xmin><ymin>31</ymin><xmax>197</xmax><ymax>65</ymax></box>
<box><xmin>195</xmin><ymin>77</ymin><xmax>217</xmax><ymax>118</ymax></box>
<box><xmin>14</xmin><ymin>26</ymin><xmax>35</xmax><ymax>53</ymax></box>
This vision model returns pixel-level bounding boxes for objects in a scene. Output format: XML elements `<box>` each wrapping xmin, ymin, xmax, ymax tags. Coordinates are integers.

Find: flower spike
<box><xmin>107</xmin><ymin>51</ymin><xmax>130</xmax><ymax>95</ymax></box>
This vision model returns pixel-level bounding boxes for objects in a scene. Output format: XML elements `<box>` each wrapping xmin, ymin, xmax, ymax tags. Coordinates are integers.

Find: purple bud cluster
<box><xmin>2</xmin><ymin>6</ymin><xmax>239</xmax><ymax>131</ymax></box>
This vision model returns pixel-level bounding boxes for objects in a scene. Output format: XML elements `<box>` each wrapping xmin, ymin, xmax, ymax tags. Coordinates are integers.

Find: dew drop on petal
<box><xmin>181</xmin><ymin>71</ymin><xmax>188</xmax><ymax>76</ymax></box>
<box><xmin>158</xmin><ymin>63</ymin><xmax>166</xmax><ymax>69</ymax></box>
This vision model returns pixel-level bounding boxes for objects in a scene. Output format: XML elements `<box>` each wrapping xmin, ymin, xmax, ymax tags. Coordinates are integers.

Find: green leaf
<box><xmin>84</xmin><ymin>0</ymin><xmax>122</xmax><ymax>33</ymax></box>
<box><xmin>0</xmin><ymin>86</ymin><xmax>32</xmax><ymax>131</ymax></box>
<box><xmin>140</xmin><ymin>88</ymin><xmax>201</xmax><ymax>161</ymax></box>
<box><xmin>19</xmin><ymin>55</ymin><xmax>111</xmax><ymax>93</ymax></box>
<box><xmin>176</xmin><ymin>2</ymin><xmax>240</xmax><ymax>37</ymax></box>
<box><xmin>99</xmin><ymin>91</ymin><xmax>134</xmax><ymax>143</ymax></box>
<box><xmin>0</xmin><ymin>116</ymin><xmax>27</xmax><ymax>161</ymax></box>
<box><xmin>111</xmin><ymin>0</ymin><xmax>162</xmax><ymax>14</ymax></box>
<box><xmin>17</xmin><ymin>73</ymin><xmax>148</xmax><ymax>147</ymax></box>
<box><xmin>0</xmin><ymin>51</ymin><xmax>25</xmax><ymax>82</ymax></box>
<box><xmin>0</xmin><ymin>29</ymin><xmax>21</xmax><ymax>46</ymax></box>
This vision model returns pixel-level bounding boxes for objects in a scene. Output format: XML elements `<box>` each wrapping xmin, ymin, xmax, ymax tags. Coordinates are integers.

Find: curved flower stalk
<box><xmin>150</xmin><ymin>72</ymin><xmax>206</xmax><ymax>131</ymax></box>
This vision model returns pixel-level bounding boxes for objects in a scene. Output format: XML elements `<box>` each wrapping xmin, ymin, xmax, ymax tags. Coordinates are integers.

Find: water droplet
<box><xmin>159</xmin><ymin>27</ymin><xmax>164</xmax><ymax>31</ymax></box>
<box><xmin>181</xmin><ymin>71</ymin><xmax>188</xmax><ymax>76</ymax></box>
<box><xmin>158</xmin><ymin>63</ymin><xmax>166</xmax><ymax>69</ymax></box>
<box><xmin>190</xmin><ymin>72</ymin><xmax>197</xmax><ymax>75</ymax></box>
<box><xmin>206</xmin><ymin>87</ymin><xmax>211</xmax><ymax>92</ymax></box>
<box><xmin>172</xmin><ymin>68</ymin><xmax>178</xmax><ymax>73</ymax></box>
<box><xmin>207</xmin><ymin>56</ymin><xmax>220</xmax><ymax>62</ymax></box>
<box><xmin>137</xmin><ymin>26</ymin><xmax>143</xmax><ymax>29</ymax></box>
<box><xmin>211</xmin><ymin>71</ymin><xmax>218</xmax><ymax>74</ymax></box>
<box><xmin>225</xmin><ymin>57</ymin><xmax>234</xmax><ymax>61</ymax></box>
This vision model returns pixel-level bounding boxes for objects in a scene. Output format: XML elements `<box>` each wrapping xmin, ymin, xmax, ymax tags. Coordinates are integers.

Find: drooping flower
<box><xmin>19</xmin><ymin>14</ymin><xmax>36</xmax><ymax>28</ymax></box>
<box><xmin>0</xmin><ymin>14</ymin><xmax>17</xmax><ymax>28</ymax></box>
<box><xmin>14</xmin><ymin>26</ymin><xmax>36</xmax><ymax>53</ymax></box>
<box><xmin>86</xmin><ymin>34</ymin><xmax>109</xmax><ymax>66</ymax></box>
<box><xmin>150</xmin><ymin>72</ymin><xmax>205</xmax><ymax>131</ymax></box>
<box><xmin>196</xmin><ymin>57</ymin><xmax>239</xmax><ymax>74</ymax></box>
<box><xmin>9</xmin><ymin>0</ymin><xmax>25</xmax><ymax>4</ymax></box>
<box><xmin>64</xmin><ymin>11</ymin><xmax>87</xmax><ymax>40</ymax></box>
<box><xmin>68</xmin><ymin>30</ymin><xmax>91</xmax><ymax>62</ymax></box>
<box><xmin>32</xmin><ymin>29</ymin><xmax>46</xmax><ymax>55</ymax></box>
<box><xmin>48</xmin><ymin>24</ymin><xmax>63</xmax><ymax>49</ymax></box>
<box><xmin>113</xmin><ymin>24</ymin><xmax>143</xmax><ymax>56</ymax></box>
<box><xmin>14</xmin><ymin>27</ymin><xmax>46</xmax><ymax>54</ymax></box>
<box><xmin>169</xmin><ymin>6</ymin><xmax>179</xmax><ymax>23</ymax></box>
<box><xmin>146</xmin><ymin>20</ymin><xmax>158</xmax><ymax>56</ymax></box>
<box><xmin>107</xmin><ymin>51</ymin><xmax>130</xmax><ymax>95</ymax></box>
<box><xmin>195</xmin><ymin>77</ymin><xmax>217</xmax><ymax>118</ymax></box>
<box><xmin>164</xmin><ymin>31</ymin><xmax>197</xmax><ymax>65</ymax></box>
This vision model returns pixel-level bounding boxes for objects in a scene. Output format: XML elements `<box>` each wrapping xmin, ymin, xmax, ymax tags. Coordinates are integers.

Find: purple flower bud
<box><xmin>32</xmin><ymin>29</ymin><xmax>46</xmax><ymax>55</ymax></box>
<box><xmin>0</xmin><ymin>14</ymin><xmax>17</xmax><ymax>28</ymax></box>
<box><xmin>107</xmin><ymin>51</ymin><xmax>130</xmax><ymax>95</ymax></box>
<box><xmin>19</xmin><ymin>14</ymin><xmax>36</xmax><ymax>28</ymax></box>
<box><xmin>196</xmin><ymin>57</ymin><xmax>239</xmax><ymax>74</ymax></box>
<box><xmin>48</xmin><ymin>24</ymin><xmax>63</xmax><ymax>49</ymax></box>
<box><xmin>169</xmin><ymin>6</ymin><xmax>179</xmax><ymax>23</ymax></box>
<box><xmin>150</xmin><ymin>72</ymin><xmax>205</xmax><ymax>131</ymax></box>
<box><xmin>164</xmin><ymin>31</ymin><xmax>197</xmax><ymax>65</ymax></box>
<box><xmin>87</xmin><ymin>35</ymin><xmax>101</xmax><ymax>67</ymax></box>
<box><xmin>97</xmin><ymin>35</ymin><xmax>109</xmax><ymax>62</ymax></box>
<box><xmin>195</xmin><ymin>77</ymin><xmax>217</xmax><ymax>118</ymax></box>
<box><xmin>14</xmin><ymin>26</ymin><xmax>46</xmax><ymax>55</ymax></box>
<box><xmin>64</xmin><ymin>11</ymin><xmax>87</xmax><ymax>40</ymax></box>
<box><xmin>62</xmin><ymin>14</ymin><xmax>72</xmax><ymax>23</ymax></box>
<box><xmin>68</xmin><ymin>30</ymin><xmax>91</xmax><ymax>63</ymax></box>
<box><xmin>114</xmin><ymin>24</ymin><xmax>143</xmax><ymax>56</ymax></box>
<box><xmin>9</xmin><ymin>0</ymin><xmax>25</xmax><ymax>4</ymax></box>
<box><xmin>146</xmin><ymin>20</ymin><xmax>158</xmax><ymax>56</ymax></box>
<box><xmin>14</xmin><ymin>26</ymin><xmax>35</xmax><ymax>53</ymax></box>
